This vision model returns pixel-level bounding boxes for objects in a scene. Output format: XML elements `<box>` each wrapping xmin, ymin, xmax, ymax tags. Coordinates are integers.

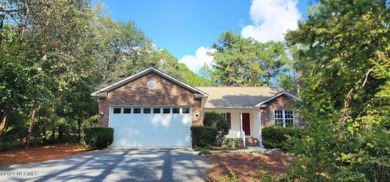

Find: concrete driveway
<box><xmin>0</xmin><ymin>148</ymin><xmax>208</xmax><ymax>182</ymax></box>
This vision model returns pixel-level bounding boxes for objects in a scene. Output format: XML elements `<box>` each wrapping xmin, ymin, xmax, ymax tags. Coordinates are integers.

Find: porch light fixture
<box><xmin>99</xmin><ymin>111</ymin><xmax>104</xmax><ymax>115</ymax></box>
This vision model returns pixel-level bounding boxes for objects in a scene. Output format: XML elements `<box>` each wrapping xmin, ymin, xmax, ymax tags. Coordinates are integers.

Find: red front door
<box><xmin>242</xmin><ymin>113</ymin><xmax>250</xmax><ymax>135</ymax></box>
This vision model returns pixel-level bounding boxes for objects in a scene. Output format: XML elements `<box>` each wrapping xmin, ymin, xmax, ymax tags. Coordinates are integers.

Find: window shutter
<box><xmin>226</xmin><ymin>113</ymin><xmax>231</xmax><ymax>129</ymax></box>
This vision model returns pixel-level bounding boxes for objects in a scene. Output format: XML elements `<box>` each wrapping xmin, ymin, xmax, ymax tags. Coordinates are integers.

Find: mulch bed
<box><xmin>0</xmin><ymin>144</ymin><xmax>88</xmax><ymax>166</ymax></box>
<box><xmin>206</xmin><ymin>150</ymin><xmax>293</xmax><ymax>182</ymax></box>
<box><xmin>210</xmin><ymin>146</ymin><xmax>245</xmax><ymax>151</ymax></box>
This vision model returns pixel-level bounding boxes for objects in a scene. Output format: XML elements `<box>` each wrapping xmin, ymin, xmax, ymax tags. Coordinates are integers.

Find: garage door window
<box><xmin>143</xmin><ymin>108</ymin><xmax>151</xmax><ymax>114</ymax></box>
<box><xmin>133</xmin><ymin>108</ymin><xmax>141</xmax><ymax>114</ymax></box>
<box><xmin>172</xmin><ymin>108</ymin><xmax>180</xmax><ymax>114</ymax></box>
<box><xmin>113</xmin><ymin>108</ymin><xmax>121</xmax><ymax>114</ymax></box>
<box><xmin>123</xmin><ymin>108</ymin><xmax>131</xmax><ymax>114</ymax></box>
<box><xmin>112</xmin><ymin>107</ymin><xmax>190</xmax><ymax>115</ymax></box>
<box><xmin>163</xmin><ymin>108</ymin><xmax>171</xmax><ymax>114</ymax></box>
<box><xmin>182</xmin><ymin>108</ymin><xmax>190</xmax><ymax>114</ymax></box>
<box><xmin>153</xmin><ymin>108</ymin><xmax>161</xmax><ymax>113</ymax></box>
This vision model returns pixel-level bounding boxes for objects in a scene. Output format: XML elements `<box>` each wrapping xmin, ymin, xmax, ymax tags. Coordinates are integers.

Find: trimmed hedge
<box><xmin>262</xmin><ymin>126</ymin><xmax>300</xmax><ymax>151</ymax></box>
<box><xmin>191</xmin><ymin>126</ymin><xmax>217</xmax><ymax>148</ymax></box>
<box><xmin>83</xmin><ymin>127</ymin><xmax>114</xmax><ymax>149</ymax></box>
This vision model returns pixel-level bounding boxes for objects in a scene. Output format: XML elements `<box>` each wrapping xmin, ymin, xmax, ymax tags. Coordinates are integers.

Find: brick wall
<box><xmin>98</xmin><ymin>72</ymin><xmax>203</xmax><ymax>126</ymax></box>
<box><xmin>260</xmin><ymin>95</ymin><xmax>297</xmax><ymax>127</ymax></box>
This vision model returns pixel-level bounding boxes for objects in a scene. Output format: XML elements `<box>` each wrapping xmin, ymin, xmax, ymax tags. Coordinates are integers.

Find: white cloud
<box><xmin>180</xmin><ymin>0</ymin><xmax>300</xmax><ymax>73</ymax></box>
<box><xmin>179</xmin><ymin>47</ymin><xmax>215</xmax><ymax>74</ymax></box>
<box><xmin>241</xmin><ymin>0</ymin><xmax>301</xmax><ymax>42</ymax></box>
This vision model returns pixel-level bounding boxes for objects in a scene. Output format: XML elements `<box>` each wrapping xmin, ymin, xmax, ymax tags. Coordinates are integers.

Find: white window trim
<box><xmin>274</xmin><ymin>110</ymin><xmax>294</xmax><ymax>127</ymax></box>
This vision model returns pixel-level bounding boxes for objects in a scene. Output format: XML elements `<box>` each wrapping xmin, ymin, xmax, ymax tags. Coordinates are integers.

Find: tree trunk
<box><xmin>34</xmin><ymin>136</ymin><xmax>38</xmax><ymax>147</ymax></box>
<box><xmin>51</xmin><ymin>128</ymin><xmax>55</xmax><ymax>143</ymax></box>
<box><xmin>265</xmin><ymin>64</ymin><xmax>271</xmax><ymax>86</ymax></box>
<box><xmin>0</xmin><ymin>1</ymin><xmax>4</xmax><ymax>50</ymax></box>
<box><xmin>0</xmin><ymin>13</ymin><xmax>4</xmax><ymax>50</ymax></box>
<box><xmin>0</xmin><ymin>109</ymin><xmax>10</xmax><ymax>149</ymax></box>
<box><xmin>77</xmin><ymin>120</ymin><xmax>81</xmax><ymax>143</ymax></box>
<box><xmin>25</xmin><ymin>107</ymin><xmax>36</xmax><ymax>149</ymax></box>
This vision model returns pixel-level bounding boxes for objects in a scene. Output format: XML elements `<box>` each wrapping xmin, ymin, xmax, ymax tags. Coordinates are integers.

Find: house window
<box><xmin>285</xmin><ymin>110</ymin><xmax>294</xmax><ymax>126</ymax></box>
<box><xmin>274</xmin><ymin>110</ymin><xmax>294</xmax><ymax>127</ymax></box>
<box><xmin>147</xmin><ymin>81</ymin><xmax>157</xmax><ymax>89</ymax></box>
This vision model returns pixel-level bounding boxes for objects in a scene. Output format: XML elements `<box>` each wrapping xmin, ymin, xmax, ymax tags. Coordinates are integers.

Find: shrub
<box><xmin>221</xmin><ymin>137</ymin><xmax>239</xmax><ymax>150</ymax></box>
<box><xmin>219</xmin><ymin>172</ymin><xmax>240</xmax><ymax>182</ymax></box>
<box><xmin>83</xmin><ymin>127</ymin><xmax>114</xmax><ymax>149</ymax></box>
<box><xmin>82</xmin><ymin>115</ymin><xmax>99</xmax><ymax>128</ymax></box>
<box><xmin>191</xmin><ymin>126</ymin><xmax>217</xmax><ymax>148</ymax></box>
<box><xmin>197</xmin><ymin>148</ymin><xmax>211</xmax><ymax>155</ymax></box>
<box><xmin>203</xmin><ymin>112</ymin><xmax>229</xmax><ymax>146</ymax></box>
<box><xmin>262</xmin><ymin>126</ymin><xmax>300</xmax><ymax>152</ymax></box>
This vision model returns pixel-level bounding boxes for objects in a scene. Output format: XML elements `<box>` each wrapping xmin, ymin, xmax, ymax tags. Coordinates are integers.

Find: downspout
<box><xmin>240</xmin><ymin>112</ymin><xmax>245</xmax><ymax>147</ymax></box>
<box><xmin>258</xmin><ymin>109</ymin><xmax>264</xmax><ymax>147</ymax></box>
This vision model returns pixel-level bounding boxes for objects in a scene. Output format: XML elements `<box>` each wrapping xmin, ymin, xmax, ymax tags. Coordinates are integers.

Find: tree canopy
<box><xmin>0</xmin><ymin>0</ymin><xmax>210</xmax><ymax>148</ymax></box>
<box><xmin>211</xmin><ymin>31</ymin><xmax>289</xmax><ymax>86</ymax></box>
<box><xmin>285</xmin><ymin>0</ymin><xmax>389</xmax><ymax>180</ymax></box>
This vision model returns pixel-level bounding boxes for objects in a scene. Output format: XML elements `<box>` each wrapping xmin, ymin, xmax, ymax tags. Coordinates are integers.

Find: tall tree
<box><xmin>254</xmin><ymin>41</ymin><xmax>288</xmax><ymax>86</ymax></box>
<box><xmin>278</xmin><ymin>45</ymin><xmax>304</xmax><ymax>94</ymax></box>
<box><xmin>0</xmin><ymin>0</ymin><xmax>100</xmax><ymax>145</ymax></box>
<box><xmin>212</xmin><ymin>31</ymin><xmax>288</xmax><ymax>86</ymax></box>
<box><xmin>212</xmin><ymin>31</ymin><xmax>256</xmax><ymax>86</ymax></box>
<box><xmin>286</xmin><ymin>0</ymin><xmax>389</xmax><ymax>180</ymax></box>
<box><xmin>0</xmin><ymin>0</ymin><xmax>211</xmax><ymax>148</ymax></box>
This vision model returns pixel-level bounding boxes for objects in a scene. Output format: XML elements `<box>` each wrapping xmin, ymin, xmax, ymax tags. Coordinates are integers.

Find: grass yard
<box><xmin>206</xmin><ymin>150</ymin><xmax>293</xmax><ymax>182</ymax></box>
<box><xmin>0</xmin><ymin>144</ymin><xmax>88</xmax><ymax>166</ymax></box>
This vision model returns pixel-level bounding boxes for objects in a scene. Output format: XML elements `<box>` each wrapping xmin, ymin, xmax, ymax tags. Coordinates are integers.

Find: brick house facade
<box><xmin>97</xmin><ymin>72</ymin><xmax>203</xmax><ymax>126</ymax></box>
<box><xmin>260</xmin><ymin>95</ymin><xmax>297</xmax><ymax>127</ymax></box>
<box><xmin>91</xmin><ymin>67</ymin><xmax>300</xmax><ymax>147</ymax></box>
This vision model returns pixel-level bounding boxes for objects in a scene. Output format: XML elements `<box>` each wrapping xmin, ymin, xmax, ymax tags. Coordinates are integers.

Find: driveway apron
<box><xmin>0</xmin><ymin>148</ymin><xmax>208</xmax><ymax>182</ymax></box>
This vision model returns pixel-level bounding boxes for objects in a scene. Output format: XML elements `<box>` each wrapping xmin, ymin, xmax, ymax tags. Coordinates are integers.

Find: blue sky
<box><xmin>98</xmin><ymin>0</ymin><xmax>311</xmax><ymax>73</ymax></box>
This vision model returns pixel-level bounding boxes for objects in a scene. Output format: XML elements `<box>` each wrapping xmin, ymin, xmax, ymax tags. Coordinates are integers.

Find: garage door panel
<box><xmin>110</xmin><ymin>115</ymin><xmax>191</xmax><ymax>126</ymax></box>
<box><xmin>110</xmin><ymin>117</ymin><xmax>191</xmax><ymax>128</ymax></box>
<box><xmin>109</xmin><ymin>107</ymin><xmax>192</xmax><ymax>147</ymax></box>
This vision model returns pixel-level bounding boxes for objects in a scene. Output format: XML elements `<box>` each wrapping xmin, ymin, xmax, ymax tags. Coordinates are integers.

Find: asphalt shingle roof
<box><xmin>196</xmin><ymin>87</ymin><xmax>283</xmax><ymax>108</ymax></box>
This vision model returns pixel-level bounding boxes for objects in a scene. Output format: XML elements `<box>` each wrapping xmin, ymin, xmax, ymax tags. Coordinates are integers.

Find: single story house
<box><xmin>91</xmin><ymin>67</ymin><xmax>300</xmax><ymax>147</ymax></box>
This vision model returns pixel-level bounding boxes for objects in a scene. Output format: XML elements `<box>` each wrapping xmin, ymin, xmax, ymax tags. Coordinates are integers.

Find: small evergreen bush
<box><xmin>262</xmin><ymin>126</ymin><xmax>300</xmax><ymax>151</ymax></box>
<box><xmin>203</xmin><ymin>112</ymin><xmax>229</xmax><ymax>146</ymax></box>
<box><xmin>83</xmin><ymin>127</ymin><xmax>114</xmax><ymax>149</ymax></box>
<box><xmin>191</xmin><ymin>126</ymin><xmax>217</xmax><ymax>148</ymax></box>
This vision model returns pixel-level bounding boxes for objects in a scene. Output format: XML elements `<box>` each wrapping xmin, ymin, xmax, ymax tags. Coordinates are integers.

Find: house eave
<box><xmin>91</xmin><ymin>92</ymin><xmax>107</xmax><ymax>98</ymax></box>
<box><xmin>194</xmin><ymin>93</ymin><xmax>208</xmax><ymax>99</ymax></box>
<box><xmin>203</xmin><ymin>106</ymin><xmax>256</xmax><ymax>110</ymax></box>
<box><xmin>91</xmin><ymin>67</ymin><xmax>208</xmax><ymax>98</ymax></box>
<box><xmin>255</xmin><ymin>91</ymin><xmax>300</xmax><ymax>107</ymax></box>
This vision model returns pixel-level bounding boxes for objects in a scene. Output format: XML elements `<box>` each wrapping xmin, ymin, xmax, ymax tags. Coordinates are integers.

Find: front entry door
<box><xmin>242</xmin><ymin>113</ymin><xmax>250</xmax><ymax>135</ymax></box>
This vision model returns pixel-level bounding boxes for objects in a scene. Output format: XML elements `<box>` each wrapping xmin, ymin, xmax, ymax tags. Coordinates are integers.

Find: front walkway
<box><xmin>0</xmin><ymin>148</ymin><xmax>208</xmax><ymax>182</ymax></box>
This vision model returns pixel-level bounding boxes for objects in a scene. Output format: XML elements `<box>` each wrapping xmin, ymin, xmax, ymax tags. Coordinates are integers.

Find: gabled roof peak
<box><xmin>91</xmin><ymin>67</ymin><xmax>208</xmax><ymax>98</ymax></box>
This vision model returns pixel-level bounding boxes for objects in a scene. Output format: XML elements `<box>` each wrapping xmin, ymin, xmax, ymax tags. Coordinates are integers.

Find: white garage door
<box><xmin>108</xmin><ymin>106</ymin><xmax>192</xmax><ymax>147</ymax></box>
